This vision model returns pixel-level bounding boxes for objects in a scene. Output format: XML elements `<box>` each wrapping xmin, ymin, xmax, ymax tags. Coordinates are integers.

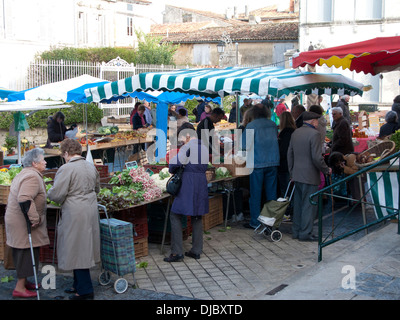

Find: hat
<box><xmin>302</xmin><ymin>111</ymin><xmax>320</xmax><ymax>121</ymax></box>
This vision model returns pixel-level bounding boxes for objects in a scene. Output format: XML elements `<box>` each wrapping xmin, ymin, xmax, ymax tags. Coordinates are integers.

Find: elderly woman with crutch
<box><xmin>5</xmin><ymin>148</ymin><xmax>49</xmax><ymax>299</ymax></box>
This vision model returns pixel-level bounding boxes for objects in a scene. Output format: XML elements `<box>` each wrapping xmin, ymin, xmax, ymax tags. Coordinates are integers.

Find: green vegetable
<box><xmin>390</xmin><ymin>130</ymin><xmax>400</xmax><ymax>152</ymax></box>
<box><xmin>215</xmin><ymin>167</ymin><xmax>231</xmax><ymax>179</ymax></box>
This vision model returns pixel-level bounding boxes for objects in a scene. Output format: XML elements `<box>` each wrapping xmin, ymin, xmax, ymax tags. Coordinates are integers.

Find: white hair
<box><xmin>332</xmin><ymin>107</ymin><xmax>343</xmax><ymax>114</ymax></box>
<box><xmin>22</xmin><ymin>148</ymin><xmax>45</xmax><ymax>167</ymax></box>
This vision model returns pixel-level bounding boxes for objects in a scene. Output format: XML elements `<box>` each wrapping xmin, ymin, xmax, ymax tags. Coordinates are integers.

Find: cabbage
<box><xmin>216</xmin><ymin>167</ymin><xmax>231</xmax><ymax>179</ymax></box>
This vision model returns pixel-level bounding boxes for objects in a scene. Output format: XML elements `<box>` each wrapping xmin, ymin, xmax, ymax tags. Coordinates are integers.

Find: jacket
<box><xmin>47</xmin><ymin>117</ymin><xmax>68</xmax><ymax>143</ymax></box>
<box><xmin>5</xmin><ymin>167</ymin><xmax>50</xmax><ymax>249</ymax></box>
<box><xmin>169</xmin><ymin>139</ymin><xmax>209</xmax><ymax>216</ymax></box>
<box><xmin>332</xmin><ymin>116</ymin><xmax>354</xmax><ymax>155</ymax></box>
<box><xmin>132</xmin><ymin>113</ymin><xmax>147</xmax><ymax>130</ymax></box>
<box><xmin>47</xmin><ymin>156</ymin><xmax>100</xmax><ymax>271</ymax></box>
<box><xmin>278</xmin><ymin>127</ymin><xmax>295</xmax><ymax>173</ymax></box>
<box><xmin>391</xmin><ymin>102</ymin><xmax>400</xmax><ymax>125</ymax></box>
<box><xmin>242</xmin><ymin>118</ymin><xmax>280</xmax><ymax>169</ymax></box>
<box><xmin>287</xmin><ymin>124</ymin><xmax>330</xmax><ymax>185</ymax></box>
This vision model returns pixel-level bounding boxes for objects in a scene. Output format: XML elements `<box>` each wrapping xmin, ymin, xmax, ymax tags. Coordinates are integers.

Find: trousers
<box><xmin>73</xmin><ymin>269</ymin><xmax>93</xmax><ymax>296</ymax></box>
<box><xmin>292</xmin><ymin>182</ymin><xmax>318</xmax><ymax>239</ymax></box>
<box><xmin>170</xmin><ymin>212</ymin><xmax>203</xmax><ymax>255</ymax></box>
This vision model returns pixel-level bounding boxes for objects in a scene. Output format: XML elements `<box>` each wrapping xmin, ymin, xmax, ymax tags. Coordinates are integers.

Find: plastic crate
<box><xmin>40</xmin><ymin>228</ymin><xmax>57</xmax><ymax>264</ymax></box>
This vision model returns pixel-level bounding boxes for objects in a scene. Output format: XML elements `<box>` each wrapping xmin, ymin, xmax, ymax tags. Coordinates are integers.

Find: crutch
<box><xmin>19</xmin><ymin>200</ymin><xmax>40</xmax><ymax>300</ymax></box>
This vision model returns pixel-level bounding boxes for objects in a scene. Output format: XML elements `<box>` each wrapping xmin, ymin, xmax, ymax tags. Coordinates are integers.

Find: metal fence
<box><xmin>25</xmin><ymin>58</ymin><xmax>183</xmax><ymax>117</ymax></box>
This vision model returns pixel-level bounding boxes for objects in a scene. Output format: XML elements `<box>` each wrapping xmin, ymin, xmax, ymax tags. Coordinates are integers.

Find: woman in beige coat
<box><xmin>47</xmin><ymin>139</ymin><xmax>100</xmax><ymax>300</ymax></box>
<box><xmin>5</xmin><ymin>148</ymin><xmax>49</xmax><ymax>298</ymax></box>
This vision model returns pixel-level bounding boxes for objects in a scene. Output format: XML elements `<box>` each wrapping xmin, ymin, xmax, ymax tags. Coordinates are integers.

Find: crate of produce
<box><xmin>99</xmin><ymin>218</ymin><xmax>136</xmax><ymax>276</ymax></box>
<box><xmin>0</xmin><ymin>185</ymin><xmax>10</xmax><ymax>205</ymax></box>
<box><xmin>203</xmin><ymin>194</ymin><xmax>223</xmax><ymax>231</ymax></box>
<box><xmin>43</xmin><ymin>148</ymin><xmax>62</xmax><ymax>156</ymax></box>
<box><xmin>95</xmin><ymin>165</ymin><xmax>109</xmax><ymax>178</ymax></box>
<box><xmin>43</xmin><ymin>169</ymin><xmax>58</xmax><ymax>181</ymax></box>
<box><xmin>134</xmin><ymin>237</ymin><xmax>148</xmax><ymax>259</ymax></box>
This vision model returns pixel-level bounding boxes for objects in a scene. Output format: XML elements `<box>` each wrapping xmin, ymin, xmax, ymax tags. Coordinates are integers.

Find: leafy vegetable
<box><xmin>390</xmin><ymin>130</ymin><xmax>400</xmax><ymax>152</ymax></box>
<box><xmin>215</xmin><ymin>167</ymin><xmax>231</xmax><ymax>179</ymax></box>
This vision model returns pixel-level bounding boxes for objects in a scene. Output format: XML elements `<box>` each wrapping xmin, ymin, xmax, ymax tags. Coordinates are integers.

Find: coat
<box><xmin>47</xmin><ymin>156</ymin><xmax>100</xmax><ymax>271</ymax></box>
<box><xmin>169</xmin><ymin>139</ymin><xmax>209</xmax><ymax>216</ymax></box>
<box><xmin>5</xmin><ymin>167</ymin><xmax>50</xmax><ymax>249</ymax></box>
<box><xmin>332</xmin><ymin>116</ymin><xmax>354</xmax><ymax>155</ymax></box>
<box><xmin>287</xmin><ymin>124</ymin><xmax>330</xmax><ymax>186</ymax></box>
<box><xmin>278</xmin><ymin>127</ymin><xmax>295</xmax><ymax>174</ymax></box>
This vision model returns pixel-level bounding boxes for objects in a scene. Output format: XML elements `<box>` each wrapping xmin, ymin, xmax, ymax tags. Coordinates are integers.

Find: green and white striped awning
<box><xmin>84</xmin><ymin>67</ymin><xmax>365</xmax><ymax>103</ymax></box>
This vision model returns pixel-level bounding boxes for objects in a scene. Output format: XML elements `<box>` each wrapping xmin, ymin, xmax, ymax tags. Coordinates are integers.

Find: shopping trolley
<box><xmin>254</xmin><ymin>182</ymin><xmax>295</xmax><ymax>242</ymax></box>
<box><xmin>97</xmin><ymin>204</ymin><xmax>136</xmax><ymax>294</ymax></box>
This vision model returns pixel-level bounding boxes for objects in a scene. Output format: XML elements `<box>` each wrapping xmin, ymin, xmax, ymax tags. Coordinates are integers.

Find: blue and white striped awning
<box><xmin>84</xmin><ymin>67</ymin><xmax>365</xmax><ymax>103</ymax></box>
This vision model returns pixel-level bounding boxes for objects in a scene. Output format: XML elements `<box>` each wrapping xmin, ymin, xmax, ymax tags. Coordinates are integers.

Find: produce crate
<box><xmin>40</xmin><ymin>228</ymin><xmax>57</xmax><ymax>264</ymax></box>
<box><xmin>43</xmin><ymin>148</ymin><xmax>62</xmax><ymax>156</ymax></box>
<box><xmin>214</xmin><ymin>162</ymin><xmax>250</xmax><ymax>177</ymax></box>
<box><xmin>100</xmin><ymin>218</ymin><xmax>136</xmax><ymax>276</ymax></box>
<box><xmin>95</xmin><ymin>164</ymin><xmax>109</xmax><ymax>178</ymax></box>
<box><xmin>43</xmin><ymin>169</ymin><xmax>58</xmax><ymax>181</ymax></box>
<box><xmin>0</xmin><ymin>185</ymin><xmax>11</xmax><ymax>205</ymax></box>
<box><xmin>203</xmin><ymin>194</ymin><xmax>223</xmax><ymax>231</ymax></box>
<box><xmin>134</xmin><ymin>237</ymin><xmax>148</xmax><ymax>259</ymax></box>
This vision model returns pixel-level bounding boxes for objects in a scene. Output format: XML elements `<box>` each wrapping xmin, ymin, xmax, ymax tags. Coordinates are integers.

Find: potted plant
<box><xmin>3</xmin><ymin>134</ymin><xmax>18</xmax><ymax>156</ymax></box>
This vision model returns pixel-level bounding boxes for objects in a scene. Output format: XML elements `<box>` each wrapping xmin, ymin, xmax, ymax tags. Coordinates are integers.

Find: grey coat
<box><xmin>287</xmin><ymin>124</ymin><xmax>330</xmax><ymax>186</ymax></box>
<box><xmin>47</xmin><ymin>156</ymin><xmax>100</xmax><ymax>271</ymax></box>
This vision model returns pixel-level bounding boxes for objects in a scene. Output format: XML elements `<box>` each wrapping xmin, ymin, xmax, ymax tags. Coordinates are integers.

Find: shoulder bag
<box><xmin>166</xmin><ymin>165</ymin><xmax>185</xmax><ymax>196</ymax></box>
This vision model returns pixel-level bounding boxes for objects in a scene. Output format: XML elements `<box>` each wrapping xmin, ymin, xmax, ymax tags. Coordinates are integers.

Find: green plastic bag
<box><xmin>13</xmin><ymin>111</ymin><xmax>29</xmax><ymax>131</ymax></box>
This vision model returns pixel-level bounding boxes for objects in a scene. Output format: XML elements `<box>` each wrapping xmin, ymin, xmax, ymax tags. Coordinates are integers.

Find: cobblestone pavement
<box><xmin>0</xmin><ymin>201</ymin><xmax>397</xmax><ymax>301</ymax></box>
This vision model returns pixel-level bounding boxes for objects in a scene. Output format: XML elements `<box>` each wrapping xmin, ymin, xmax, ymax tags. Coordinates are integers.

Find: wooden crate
<box><xmin>43</xmin><ymin>148</ymin><xmax>62</xmax><ymax>155</ymax></box>
<box><xmin>203</xmin><ymin>194</ymin><xmax>223</xmax><ymax>231</ymax></box>
<box><xmin>0</xmin><ymin>185</ymin><xmax>11</xmax><ymax>205</ymax></box>
<box><xmin>134</xmin><ymin>237</ymin><xmax>148</xmax><ymax>259</ymax></box>
<box><xmin>0</xmin><ymin>222</ymin><xmax>6</xmax><ymax>261</ymax></box>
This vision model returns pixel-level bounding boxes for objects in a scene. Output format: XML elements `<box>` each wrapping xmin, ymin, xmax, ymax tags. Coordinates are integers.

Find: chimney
<box><xmin>234</xmin><ymin>6</ymin><xmax>238</xmax><ymax>18</ymax></box>
<box><xmin>245</xmin><ymin>5</ymin><xmax>249</xmax><ymax>17</ymax></box>
<box><xmin>290</xmin><ymin>0</ymin><xmax>294</xmax><ymax>12</ymax></box>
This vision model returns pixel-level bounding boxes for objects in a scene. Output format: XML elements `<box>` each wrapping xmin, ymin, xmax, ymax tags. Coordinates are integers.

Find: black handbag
<box><xmin>166</xmin><ymin>165</ymin><xmax>185</xmax><ymax>196</ymax></box>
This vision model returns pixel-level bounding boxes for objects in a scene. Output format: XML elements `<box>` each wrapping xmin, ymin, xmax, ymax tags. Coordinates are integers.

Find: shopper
<box><xmin>164</xmin><ymin>123</ymin><xmax>209</xmax><ymax>262</ymax></box>
<box><xmin>379</xmin><ymin>110</ymin><xmax>400</xmax><ymax>139</ymax></box>
<box><xmin>287</xmin><ymin>111</ymin><xmax>331</xmax><ymax>241</ymax></box>
<box><xmin>47</xmin><ymin>139</ymin><xmax>100</xmax><ymax>300</ymax></box>
<box><xmin>241</xmin><ymin>105</ymin><xmax>280</xmax><ymax>229</ymax></box>
<box><xmin>331</xmin><ymin>107</ymin><xmax>354</xmax><ymax>155</ymax></box>
<box><xmin>196</xmin><ymin>107</ymin><xmax>225</xmax><ymax>154</ymax></box>
<box><xmin>5</xmin><ymin>148</ymin><xmax>49</xmax><ymax>298</ymax></box>
<box><xmin>199</xmin><ymin>104</ymin><xmax>212</xmax><ymax>121</ymax></box>
<box><xmin>46</xmin><ymin>111</ymin><xmax>76</xmax><ymax>144</ymax></box>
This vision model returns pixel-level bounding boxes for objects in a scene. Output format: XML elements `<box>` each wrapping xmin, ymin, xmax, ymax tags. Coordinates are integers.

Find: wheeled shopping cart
<box><xmin>97</xmin><ymin>204</ymin><xmax>136</xmax><ymax>294</ymax></box>
<box><xmin>254</xmin><ymin>182</ymin><xmax>295</xmax><ymax>242</ymax></box>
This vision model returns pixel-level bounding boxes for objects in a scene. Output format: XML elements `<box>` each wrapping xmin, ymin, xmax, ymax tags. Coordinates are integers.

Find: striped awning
<box><xmin>84</xmin><ymin>67</ymin><xmax>365</xmax><ymax>103</ymax></box>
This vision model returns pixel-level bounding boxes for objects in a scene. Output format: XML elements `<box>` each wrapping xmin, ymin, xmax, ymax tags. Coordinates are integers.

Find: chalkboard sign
<box><xmin>125</xmin><ymin>161</ymin><xmax>138</xmax><ymax>169</ymax></box>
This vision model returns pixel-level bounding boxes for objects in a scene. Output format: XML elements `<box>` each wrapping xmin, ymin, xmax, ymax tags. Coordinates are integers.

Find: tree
<box><xmin>134</xmin><ymin>29</ymin><xmax>179</xmax><ymax>65</ymax></box>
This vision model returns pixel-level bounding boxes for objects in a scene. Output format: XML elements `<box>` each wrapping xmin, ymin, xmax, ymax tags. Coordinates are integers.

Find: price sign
<box><xmin>125</xmin><ymin>160</ymin><xmax>138</xmax><ymax>170</ymax></box>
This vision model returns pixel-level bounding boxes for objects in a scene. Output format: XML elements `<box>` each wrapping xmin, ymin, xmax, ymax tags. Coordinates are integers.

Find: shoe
<box><xmin>64</xmin><ymin>288</ymin><xmax>77</xmax><ymax>294</ymax></box>
<box><xmin>25</xmin><ymin>281</ymin><xmax>41</xmax><ymax>290</ymax></box>
<box><xmin>243</xmin><ymin>223</ymin><xmax>256</xmax><ymax>230</ymax></box>
<box><xmin>12</xmin><ymin>289</ymin><xmax>37</xmax><ymax>298</ymax></box>
<box><xmin>163</xmin><ymin>254</ymin><xmax>184</xmax><ymax>262</ymax></box>
<box><xmin>282</xmin><ymin>215</ymin><xmax>292</xmax><ymax>223</ymax></box>
<box><xmin>299</xmin><ymin>235</ymin><xmax>319</xmax><ymax>242</ymax></box>
<box><xmin>185</xmin><ymin>251</ymin><xmax>200</xmax><ymax>259</ymax></box>
<box><xmin>69</xmin><ymin>292</ymin><xmax>94</xmax><ymax>300</ymax></box>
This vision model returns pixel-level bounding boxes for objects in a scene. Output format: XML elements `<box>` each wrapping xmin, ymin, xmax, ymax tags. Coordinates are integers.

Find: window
<box><xmin>355</xmin><ymin>0</ymin><xmax>382</xmax><ymax>20</ymax></box>
<box><xmin>306</xmin><ymin>0</ymin><xmax>332</xmax><ymax>23</ymax></box>
<box><xmin>77</xmin><ymin>11</ymin><xmax>88</xmax><ymax>44</ymax></box>
<box><xmin>127</xmin><ymin>16</ymin><xmax>133</xmax><ymax>36</ymax></box>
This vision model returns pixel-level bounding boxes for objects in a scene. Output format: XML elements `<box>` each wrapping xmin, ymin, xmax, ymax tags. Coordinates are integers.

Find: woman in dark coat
<box><xmin>391</xmin><ymin>95</ymin><xmax>400</xmax><ymax>125</ymax></box>
<box><xmin>164</xmin><ymin>123</ymin><xmax>209</xmax><ymax>262</ymax></box>
<box><xmin>278</xmin><ymin>111</ymin><xmax>296</xmax><ymax>194</ymax></box>
<box><xmin>379</xmin><ymin>111</ymin><xmax>400</xmax><ymax>138</ymax></box>
<box><xmin>46</xmin><ymin>111</ymin><xmax>75</xmax><ymax>144</ymax></box>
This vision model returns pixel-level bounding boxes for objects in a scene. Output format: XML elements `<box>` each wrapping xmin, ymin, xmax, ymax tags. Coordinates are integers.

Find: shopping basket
<box><xmin>254</xmin><ymin>181</ymin><xmax>295</xmax><ymax>242</ymax></box>
<box><xmin>97</xmin><ymin>204</ymin><xmax>136</xmax><ymax>294</ymax></box>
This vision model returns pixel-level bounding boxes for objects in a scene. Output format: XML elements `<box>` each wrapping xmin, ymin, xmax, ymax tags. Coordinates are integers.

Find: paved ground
<box><xmin>1</xmin><ymin>198</ymin><xmax>398</xmax><ymax>302</ymax></box>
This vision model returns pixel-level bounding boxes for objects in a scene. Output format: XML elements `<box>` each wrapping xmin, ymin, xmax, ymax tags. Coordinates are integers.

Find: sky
<box><xmin>150</xmin><ymin>0</ymin><xmax>287</xmax><ymax>22</ymax></box>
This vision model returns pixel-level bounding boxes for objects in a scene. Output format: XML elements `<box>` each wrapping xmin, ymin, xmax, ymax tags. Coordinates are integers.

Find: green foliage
<box><xmin>38</xmin><ymin>46</ymin><xmax>136</xmax><ymax>63</ymax></box>
<box><xmin>390</xmin><ymin>130</ymin><xmax>400</xmax><ymax>152</ymax></box>
<box><xmin>0</xmin><ymin>103</ymin><xmax>103</xmax><ymax>130</ymax></box>
<box><xmin>134</xmin><ymin>29</ymin><xmax>178</xmax><ymax>65</ymax></box>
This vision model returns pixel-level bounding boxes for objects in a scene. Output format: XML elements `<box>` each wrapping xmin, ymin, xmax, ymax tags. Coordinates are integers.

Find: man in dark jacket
<box><xmin>336</xmin><ymin>95</ymin><xmax>351</xmax><ymax>125</ymax></box>
<box><xmin>287</xmin><ymin>111</ymin><xmax>331</xmax><ymax>241</ymax></box>
<box><xmin>391</xmin><ymin>95</ymin><xmax>400</xmax><ymax>125</ymax></box>
<box><xmin>47</xmin><ymin>111</ymin><xmax>75</xmax><ymax>144</ymax></box>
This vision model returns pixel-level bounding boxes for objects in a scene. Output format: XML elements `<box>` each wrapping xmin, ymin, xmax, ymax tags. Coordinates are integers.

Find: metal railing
<box><xmin>310</xmin><ymin>151</ymin><xmax>400</xmax><ymax>262</ymax></box>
